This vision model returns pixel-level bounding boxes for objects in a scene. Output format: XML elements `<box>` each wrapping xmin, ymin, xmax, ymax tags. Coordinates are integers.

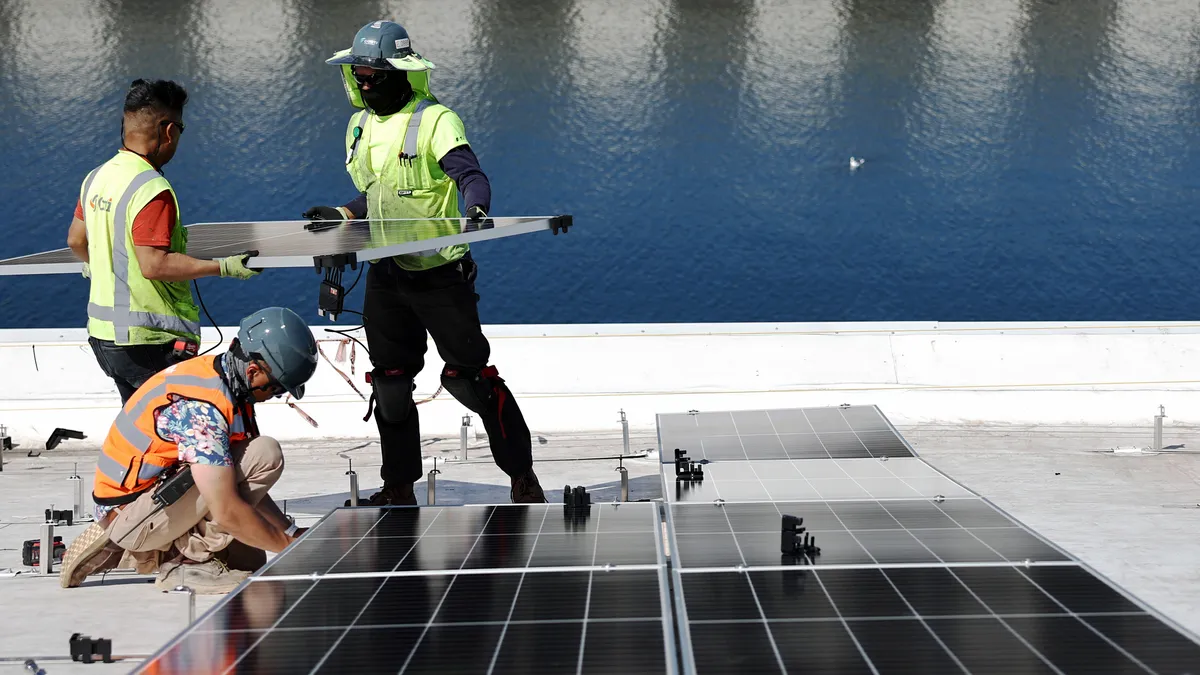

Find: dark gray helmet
<box><xmin>326</xmin><ymin>20</ymin><xmax>435</xmax><ymax>72</ymax></box>
<box><xmin>236</xmin><ymin>307</ymin><xmax>318</xmax><ymax>400</ymax></box>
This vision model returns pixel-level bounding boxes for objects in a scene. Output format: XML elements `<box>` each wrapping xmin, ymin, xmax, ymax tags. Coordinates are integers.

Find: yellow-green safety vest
<box><xmin>81</xmin><ymin>151</ymin><xmax>200</xmax><ymax>345</ymax></box>
<box><xmin>343</xmin><ymin>97</ymin><xmax>467</xmax><ymax>271</ymax></box>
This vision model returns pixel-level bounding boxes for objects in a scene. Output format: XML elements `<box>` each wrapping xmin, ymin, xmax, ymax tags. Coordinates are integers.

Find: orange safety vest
<box><xmin>93</xmin><ymin>355</ymin><xmax>257</xmax><ymax>506</ymax></box>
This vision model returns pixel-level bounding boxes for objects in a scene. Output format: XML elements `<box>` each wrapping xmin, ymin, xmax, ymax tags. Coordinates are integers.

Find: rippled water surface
<box><xmin>1</xmin><ymin>0</ymin><xmax>1198</xmax><ymax>327</ymax></box>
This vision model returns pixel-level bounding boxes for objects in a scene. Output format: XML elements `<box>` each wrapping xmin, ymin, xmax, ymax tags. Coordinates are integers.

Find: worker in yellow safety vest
<box><xmin>66</xmin><ymin>79</ymin><xmax>262</xmax><ymax>403</ymax></box>
<box><xmin>302</xmin><ymin>21</ymin><xmax>547</xmax><ymax>505</ymax></box>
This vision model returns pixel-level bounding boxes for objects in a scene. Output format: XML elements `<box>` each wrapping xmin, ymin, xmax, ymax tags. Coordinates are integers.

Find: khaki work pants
<box><xmin>105</xmin><ymin>436</ymin><xmax>284</xmax><ymax>571</ymax></box>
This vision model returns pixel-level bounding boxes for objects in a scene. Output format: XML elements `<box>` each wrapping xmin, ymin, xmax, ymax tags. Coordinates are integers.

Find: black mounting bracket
<box><xmin>313</xmin><ymin>252</ymin><xmax>358</xmax><ymax>274</ymax></box>
<box><xmin>781</xmin><ymin>514</ymin><xmax>821</xmax><ymax>558</ymax></box>
<box><xmin>549</xmin><ymin>215</ymin><xmax>573</xmax><ymax>236</ymax></box>
<box><xmin>46</xmin><ymin>428</ymin><xmax>85</xmax><ymax>451</ymax></box>
<box><xmin>674</xmin><ymin>448</ymin><xmax>704</xmax><ymax>482</ymax></box>
<box><xmin>69</xmin><ymin>633</ymin><xmax>113</xmax><ymax>664</ymax></box>
<box><xmin>563</xmin><ymin>484</ymin><xmax>592</xmax><ymax>509</ymax></box>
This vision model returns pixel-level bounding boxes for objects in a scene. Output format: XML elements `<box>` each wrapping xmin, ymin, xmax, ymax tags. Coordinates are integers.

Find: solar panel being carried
<box><xmin>0</xmin><ymin>216</ymin><xmax>572</xmax><ymax>275</ymax></box>
<box><xmin>661</xmin><ymin>404</ymin><xmax>1200</xmax><ymax>675</ymax></box>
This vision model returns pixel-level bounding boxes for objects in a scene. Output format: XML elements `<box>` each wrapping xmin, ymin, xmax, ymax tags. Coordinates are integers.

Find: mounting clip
<box><xmin>674</xmin><ymin>449</ymin><xmax>704</xmax><ymax>482</ymax></box>
<box><xmin>45</xmin><ymin>508</ymin><xmax>73</xmax><ymax>526</ymax></box>
<box><xmin>45</xmin><ymin>428</ymin><xmax>85</xmax><ymax>451</ymax></box>
<box><xmin>781</xmin><ymin>514</ymin><xmax>821</xmax><ymax>558</ymax></box>
<box><xmin>563</xmin><ymin>485</ymin><xmax>592</xmax><ymax>510</ymax></box>
<box><xmin>69</xmin><ymin>633</ymin><xmax>113</xmax><ymax>664</ymax></box>
<box><xmin>549</xmin><ymin>215</ymin><xmax>573</xmax><ymax>236</ymax></box>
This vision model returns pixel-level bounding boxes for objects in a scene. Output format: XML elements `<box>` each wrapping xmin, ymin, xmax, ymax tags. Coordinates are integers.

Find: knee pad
<box><xmin>364</xmin><ymin>368</ymin><xmax>415</xmax><ymax>424</ymax></box>
<box><xmin>440</xmin><ymin>365</ymin><xmax>502</xmax><ymax>416</ymax></box>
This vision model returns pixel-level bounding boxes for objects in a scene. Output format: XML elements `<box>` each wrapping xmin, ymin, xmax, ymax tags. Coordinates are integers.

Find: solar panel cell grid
<box><xmin>679</xmin><ymin>567</ymin><xmax>1200</xmax><ymax>674</ymax></box>
<box><xmin>666</xmin><ymin>457</ymin><xmax>972</xmax><ymax>503</ymax></box>
<box><xmin>264</xmin><ymin>503</ymin><xmax>660</xmax><ymax>577</ymax></box>
<box><xmin>658</xmin><ymin>406</ymin><xmax>914</xmax><ymax>462</ymax></box>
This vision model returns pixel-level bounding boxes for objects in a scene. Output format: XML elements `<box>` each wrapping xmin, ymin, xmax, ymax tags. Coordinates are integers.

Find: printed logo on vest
<box><xmin>88</xmin><ymin>194</ymin><xmax>113</xmax><ymax>213</ymax></box>
<box><xmin>397</xmin><ymin>189</ymin><xmax>413</xmax><ymax>197</ymax></box>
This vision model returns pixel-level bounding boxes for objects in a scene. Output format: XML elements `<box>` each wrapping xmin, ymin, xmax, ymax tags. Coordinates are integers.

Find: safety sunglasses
<box><xmin>161</xmin><ymin>119</ymin><xmax>185</xmax><ymax>135</ymax></box>
<box><xmin>352</xmin><ymin>69</ymin><xmax>388</xmax><ymax>87</ymax></box>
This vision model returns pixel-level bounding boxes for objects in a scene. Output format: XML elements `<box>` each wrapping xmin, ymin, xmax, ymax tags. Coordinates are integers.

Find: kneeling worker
<box><xmin>58</xmin><ymin>307</ymin><xmax>319</xmax><ymax>593</ymax></box>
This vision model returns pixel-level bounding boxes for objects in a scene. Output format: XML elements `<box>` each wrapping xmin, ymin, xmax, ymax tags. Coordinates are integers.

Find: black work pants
<box><xmin>363</xmin><ymin>254</ymin><xmax>532</xmax><ymax>485</ymax></box>
<box><xmin>88</xmin><ymin>337</ymin><xmax>178</xmax><ymax>404</ymax></box>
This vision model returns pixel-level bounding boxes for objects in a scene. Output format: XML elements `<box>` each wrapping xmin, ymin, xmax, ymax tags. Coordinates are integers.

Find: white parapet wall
<box><xmin>1</xmin><ymin>321</ymin><xmax>1199</xmax><ymax>448</ymax></box>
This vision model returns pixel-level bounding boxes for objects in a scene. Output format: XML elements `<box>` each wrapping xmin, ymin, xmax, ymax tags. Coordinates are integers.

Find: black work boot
<box><xmin>511</xmin><ymin>469</ymin><xmax>548</xmax><ymax>503</ymax></box>
<box><xmin>365</xmin><ymin>483</ymin><xmax>418</xmax><ymax>506</ymax></box>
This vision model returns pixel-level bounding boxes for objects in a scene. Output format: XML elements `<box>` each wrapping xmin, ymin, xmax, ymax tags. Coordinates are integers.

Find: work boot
<box><xmin>59</xmin><ymin>522</ymin><xmax>123</xmax><ymax>589</ymax></box>
<box><xmin>363</xmin><ymin>483</ymin><xmax>417</xmax><ymax>506</ymax></box>
<box><xmin>155</xmin><ymin>557</ymin><xmax>251</xmax><ymax>595</ymax></box>
<box><xmin>511</xmin><ymin>469</ymin><xmax>548</xmax><ymax>503</ymax></box>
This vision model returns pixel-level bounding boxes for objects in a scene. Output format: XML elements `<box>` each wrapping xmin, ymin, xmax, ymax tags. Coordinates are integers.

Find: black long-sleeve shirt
<box><xmin>341</xmin><ymin>144</ymin><xmax>491</xmax><ymax>219</ymax></box>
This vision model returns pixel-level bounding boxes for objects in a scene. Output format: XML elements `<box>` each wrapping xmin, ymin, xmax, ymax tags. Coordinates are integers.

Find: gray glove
<box><xmin>219</xmin><ymin>253</ymin><xmax>260</xmax><ymax>280</ymax></box>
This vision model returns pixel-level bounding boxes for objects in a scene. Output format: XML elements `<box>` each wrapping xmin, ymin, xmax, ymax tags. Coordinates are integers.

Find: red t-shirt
<box><xmin>75</xmin><ymin>190</ymin><xmax>177</xmax><ymax>247</ymax></box>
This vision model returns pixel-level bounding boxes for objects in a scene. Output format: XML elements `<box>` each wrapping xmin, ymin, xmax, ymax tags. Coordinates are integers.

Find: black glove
<box><xmin>464</xmin><ymin>205</ymin><xmax>494</xmax><ymax>232</ymax></box>
<box><xmin>303</xmin><ymin>205</ymin><xmax>344</xmax><ymax>231</ymax></box>
<box><xmin>303</xmin><ymin>205</ymin><xmax>345</xmax><ymax>220</ymax></box>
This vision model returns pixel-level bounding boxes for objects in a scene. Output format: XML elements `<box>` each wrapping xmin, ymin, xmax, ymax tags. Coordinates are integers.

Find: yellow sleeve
<box><xmin>429</xmin><ymin>109</ymin><xmax>469</xmax><ymax>162</ymax></box>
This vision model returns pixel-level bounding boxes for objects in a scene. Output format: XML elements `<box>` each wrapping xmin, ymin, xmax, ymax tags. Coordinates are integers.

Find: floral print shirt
<box><xmin>94</xmin><ymin>397</ymin><xmax>231</xmax><ymax>520</ymax></box>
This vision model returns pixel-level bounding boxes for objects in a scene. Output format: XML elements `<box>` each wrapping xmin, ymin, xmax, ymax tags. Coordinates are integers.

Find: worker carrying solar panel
<box><xmin>64</xmin><ymin>79</ymin><xmax>262</xmax><ymax>404</ymax></box>
<box><xmin>56</xmin><ymin>307</ymin><xmax>318</xmax><ymax>594</ymax></box>
<box><xmin>303</xmin><ymin>20</ymin><xmax>547</xmax><ymax>505</ymax></box>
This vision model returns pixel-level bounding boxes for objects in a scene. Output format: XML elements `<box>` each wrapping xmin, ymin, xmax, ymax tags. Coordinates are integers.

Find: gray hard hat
<box><xmin>236</xmin><ymin>307</ymin><xmax>318</xmax><ymax>400</ymax></box>
<box><xmin>326</xmin><ymin>20</ymin><xmax>435</xmax><ymax>72</ymax></box>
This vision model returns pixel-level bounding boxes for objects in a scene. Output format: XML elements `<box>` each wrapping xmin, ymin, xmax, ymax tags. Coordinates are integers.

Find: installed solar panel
<box><xmin>659</xmin><ymin>405</ymin><xmax>1200</xmax><ymax>675</ymax></box>
<box><xmin>658</xmin><ymin>405</ymin><xmax>913</xmax><ymax>463</ymax></box>
<box><xmin>262</xmin><ymin>503</ymin><xmax>662</xmax><ymax>577</ymax></box>
<box><xmin>677</xmin><ymin>566</ymin><xmax>1200</xmax><ymax>674</ymax></box>
<box><xmin>138</xmin><ymin>503</ymin><xmax>676</xmax><ymax>675</ymax></box>
<box><xmin>666</xmin><ymin>457</ymin><xmax>972</xmax><ymax>503</ymax></box>
<box><xmin>0</xmin><ymin>216</ymin><xmax>569</xmax><ymax>275</ymax></box>
<box><xmin>668</xmin><ymin>499</ymin><xmax>1069</xmax><ymax>569</ymax></box>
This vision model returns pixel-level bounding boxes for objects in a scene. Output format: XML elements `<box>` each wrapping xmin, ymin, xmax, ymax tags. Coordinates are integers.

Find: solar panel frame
<box><xmin>0</xmin><ymin>216</ymin><xmax>567</xmax><ymax>275</ymax></box>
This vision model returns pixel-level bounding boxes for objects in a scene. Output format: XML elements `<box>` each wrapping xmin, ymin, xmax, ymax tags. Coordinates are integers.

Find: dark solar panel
<box><xmin>660</xmin><ymin>405</ymin><xmax>1200</xmax><ymax>674</ymax></box>
<box><xmin>677</xmin><ymin>567</ymin><xmax>1200</xmax><ymax>674</ymax></box>
<box><xmin>658</xmin><ymin>405</ymin><xmax>914</xmax><ymax>462</ymax></box>
<box><xmin>138</xmin><ymin>502</ymin><xmax>674</xmax><ymax>674</ymax></box>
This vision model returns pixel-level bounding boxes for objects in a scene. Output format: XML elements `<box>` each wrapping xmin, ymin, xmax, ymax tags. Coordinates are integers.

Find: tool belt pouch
<box><xmin>151</xmin><ymin>464</ymin><xmax>195</xmax><ymax>508</ymax></box>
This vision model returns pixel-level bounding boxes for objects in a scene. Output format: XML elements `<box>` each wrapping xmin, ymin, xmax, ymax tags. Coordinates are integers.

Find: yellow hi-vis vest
<box><xmin>343</xmin><ymin>97</ymin><xmax>468</xmax><ymax>271</ymax></box>
<box><xmin>81</xmin><ymin>151</ymin><xmax>200</xmax><ymax>345</ymax></box>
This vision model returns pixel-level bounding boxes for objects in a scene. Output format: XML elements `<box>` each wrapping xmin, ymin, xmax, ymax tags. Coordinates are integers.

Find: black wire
<box><xmin>324</xmin><ymin>325</ymin><xmax>370</xmax><ymax>356</ymax></box>
<box><xmin>192</xmin><ymin>279</ymin><xmax>223</xmax><ymax>355</ymax></box>
<box><xmin>344</xmin><ymin>265</ymin><xmax>364</xmax><ymax>295</ymax></box>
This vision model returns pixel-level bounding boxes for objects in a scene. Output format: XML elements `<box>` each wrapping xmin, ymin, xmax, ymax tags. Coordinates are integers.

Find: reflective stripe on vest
<box><xmin>86</xmin><ymin>302</ymin><xmax>201</xmax><ymax>340</ymax></box>
<box><xmin>80</xmin><ymin>168</ymin><xmax>100</xmax><ymax>208</ymax></box>
<box><xmin>399</xmin><ymin>99</ymin><xmax>432</xmax><ymax>160</ymax></box>
<box><xmin>112</xmin><ymin>170</ymin><xmax>167</xmax><ymax>344</ymax></box>
<box><xmin>96</xmin><ymin>452</ymin><xmax>130</xmax><ymax>486</ymax></box>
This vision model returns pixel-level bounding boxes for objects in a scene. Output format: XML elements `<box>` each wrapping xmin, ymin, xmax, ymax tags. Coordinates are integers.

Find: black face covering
<box><xmin>361</xmin><ymin>72</ymin><xmax>413</xmax><ymax>116</ymax></box>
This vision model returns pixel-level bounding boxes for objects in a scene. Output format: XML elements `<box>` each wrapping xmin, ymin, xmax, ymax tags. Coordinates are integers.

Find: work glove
<box><xmin>219</xmin><ymin>253</ymin><xmax>260</xmax><ymax>280</ymax></box>
<box><xmin>303</xmin><ymin>205</ymin><xmax>347</xmax><ymax>232</ymax></box>
<box><xmin>303</xmin><ymin>205</ymin><xmax>345</xmax><ymax>221</ymax></box>
<box><xmin>464</xmin><ymin>205</ymin><xmax>494</xmax><ymax>232</ymax></box>
<box><xmin>81</xmin><ymin>262</ymin><xmax>90</xmax><ymax>279</ymax></box>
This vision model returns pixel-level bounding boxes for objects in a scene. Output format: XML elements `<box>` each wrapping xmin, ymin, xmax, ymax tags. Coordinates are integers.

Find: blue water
<box><xmin>1</xmin><ymin>0</ymin><xmax>1198</xmax><ymax>328</ymax></box>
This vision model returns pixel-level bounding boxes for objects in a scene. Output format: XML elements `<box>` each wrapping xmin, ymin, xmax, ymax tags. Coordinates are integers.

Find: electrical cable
<box><xmin>192</xmin><ymin>279</ymin><xmax>223</xmax><ymax>355</ymax></box>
